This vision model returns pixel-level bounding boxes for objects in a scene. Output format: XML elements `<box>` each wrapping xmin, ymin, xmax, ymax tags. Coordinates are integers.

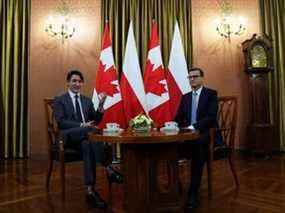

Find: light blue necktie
<box><xmin>191</xmin><ymin>91</ymin><xmax>198</xmax><ymax>125</ymax></box>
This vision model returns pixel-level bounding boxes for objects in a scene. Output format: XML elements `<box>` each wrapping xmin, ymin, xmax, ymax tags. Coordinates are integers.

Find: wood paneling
<box><xmin>29</xmin><ymin>0</ymin><xmax>102</xmax><ymax>157</ymax></box>
<box><xmin>191</xmin><ymin>0</ymin><xmax>261</xmax><ymax>149</ymax></box>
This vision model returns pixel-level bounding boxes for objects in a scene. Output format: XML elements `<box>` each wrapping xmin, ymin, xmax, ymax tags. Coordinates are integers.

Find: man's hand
<box><xmin>98</xmin><ymin>92</ymin><xmax>107</xmax><ymax>112</ymax></box>
<box><xmin>81</xmin><ymin>121</ymin><xmax>94</xmax><ymax>127</ymax></box>
<box><xmin>187</xmin><ymin>125</ymin><xmax>195</xmax><ymax>130</ymax></box>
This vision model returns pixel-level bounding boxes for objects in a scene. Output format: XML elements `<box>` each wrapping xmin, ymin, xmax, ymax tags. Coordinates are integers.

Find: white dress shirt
<box><xmin>188</xmin><ymin>86</ymin><xmax>203</xmax><ymax>130</ymax></box>
<box><xmin>68</xmin><ymin>90</ymin><xmax>86</xmax><ymax>123</ymax></box>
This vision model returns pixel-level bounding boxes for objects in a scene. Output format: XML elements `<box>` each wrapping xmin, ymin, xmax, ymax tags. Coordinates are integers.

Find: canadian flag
<box><xmin>92</xmin><ymin>22</ymin><xmax>126</xmax><ymax>129</ymax></box>
<box><xmin>144</xmin><ymin>21</ymin><xmax>171</xmax><ymax>127</ymax></box>
<box><xmin>120</xmin><ymin>21</ymin><xmax>148</xmax><ymax>122</ymax></box>
<box><xmin>167</xmin><ymin>20</ymin><xmax>192</xmax><ymax>119</ymax></box>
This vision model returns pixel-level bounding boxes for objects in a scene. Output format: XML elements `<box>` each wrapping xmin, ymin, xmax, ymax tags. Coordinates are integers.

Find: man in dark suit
<box><xmin>53</xmin><ymin>70</ymin><xmax>122</xmax><ymax>209</ymax></box>
<box><xmin>175</xmin><ymin>67</ymin><xmax>218</xmax><ymax>210</ymax></box>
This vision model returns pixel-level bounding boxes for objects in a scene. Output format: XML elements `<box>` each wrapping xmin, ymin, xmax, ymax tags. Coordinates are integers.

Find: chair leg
<box><xmin>59</xmin><ymin>145</ymin><xmax>66</xmax><ymax>199</ymax></box>
<box><xmin>207</xmin><ymin>160</ymin><xmax>213</xmax><ymax>198</ymax></box>
<box><xmin>108</xmin><ymin>182</ymin><xmax>113</xmax><ymax>207</ymax></box>
<box><xmin>46</xmin><ymin>153</ymin><xmax>54</xmax><ymax>191</ymax></box>
<box><xmin>207</xmin><ymin>128</ymin><xmax>215</xmax><ymax>198</ymax></box>
<box><xmin>228</xmin><ymin>154</ymin><xmax>239</xmax><ymax>189</ymax></box>
<box><xmin>106</xmin><ymin>168</ymin><xmax>113</xmax><ymax>207</ymax></box>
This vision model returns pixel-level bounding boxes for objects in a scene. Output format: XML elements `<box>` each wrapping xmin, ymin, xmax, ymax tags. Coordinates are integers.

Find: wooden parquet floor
<box><xmin>0</xmin><ymin>154</ymin><xmax>285</xmax><ymax>213</ymax></box>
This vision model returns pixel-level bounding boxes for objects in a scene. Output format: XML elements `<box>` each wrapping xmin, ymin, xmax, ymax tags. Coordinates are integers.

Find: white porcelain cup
<box><xmin>106</xmin><ymin>123</ymin><xmax>119</xmax><ymax>130</ymax></box>
<box><xmin>164</xmin><ymin>121</ymin><xmax>178</xmax><ymax>128</ymax></box>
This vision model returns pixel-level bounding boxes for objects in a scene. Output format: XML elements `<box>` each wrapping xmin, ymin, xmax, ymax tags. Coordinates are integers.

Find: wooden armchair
<box><xmin>207</xmin><ymin>96</ymin><xmax>239</xmax><ymax>197</ymax></box>
<box><xmin>44</xmin><ymin>98</ymin><xmax>82</xmax><ymax>197</ymax></box>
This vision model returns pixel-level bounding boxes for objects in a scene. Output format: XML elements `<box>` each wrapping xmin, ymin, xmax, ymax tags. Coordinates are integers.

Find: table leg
<box><xmin>122</xmin><ymin>143</ymin><xmax>182</xmax><ymax>213</ymax></box>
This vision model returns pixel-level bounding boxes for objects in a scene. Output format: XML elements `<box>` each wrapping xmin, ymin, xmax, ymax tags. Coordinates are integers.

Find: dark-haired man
<box><xmin>175</xmin><ymin>67</ymin><xmax>218</xmax><ymax>209</ymax></box>
<box><xmin>53</xmin><ymin>70</ymin><xmax>122</xmax><ymax>209</ymax></box>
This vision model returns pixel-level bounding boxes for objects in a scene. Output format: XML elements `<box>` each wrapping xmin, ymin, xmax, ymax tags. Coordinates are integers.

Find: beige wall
<box><xmin>29</xmin><ymin>0</ymin><xmax>260</xmax><ymax>157</ymax></box>
<box><xmin>191</xmin><ymin>0</ymin><xmax>261</xmax><ymax>148</ymax></box>
<box><xmin>30</xmin><ymin>0</ymin><xmax>101</xmax><ymax>156</ymax></box>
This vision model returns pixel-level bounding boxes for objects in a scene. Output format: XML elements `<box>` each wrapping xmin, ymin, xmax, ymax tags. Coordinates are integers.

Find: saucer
<box><xmin>160</xmin><ymin>126</ymin><xmax>179</xmax><ymax>132</ymax></box>
<box><xmin>103</xmin><ymin>128</ymin><xmax>123</xmax><ymax>133</ymax></box>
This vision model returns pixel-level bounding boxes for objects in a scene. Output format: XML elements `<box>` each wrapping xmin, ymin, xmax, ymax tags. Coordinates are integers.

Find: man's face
<box><xmin>67</xmin><ymin>74</ymin><xmax>83</xmax><ymax>93</ymax></box>
<box><xmin>188</xmin><ymin>70</ymin><xmax>203</xmax><ymax>90</ymax></box>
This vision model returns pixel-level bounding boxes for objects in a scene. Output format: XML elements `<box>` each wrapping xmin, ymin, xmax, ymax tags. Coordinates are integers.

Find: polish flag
<box><xmin>144</xmin><ymin>21</ymin><xmax>171</xmax><ymax>127</ymax></box>
<box><xmin>167</xmin><ymin>20</ymin><xmax>192</xmax><ymax>119</ymax></box>
<box><xmin>120</xmin><ymin>21</ymin><xmax>148</xmax><ymax>122</ymax></box>
<box><xmin>92</xmin><ymin>22</ymin><xmax>126</xmax><ymax>129</ymax></box>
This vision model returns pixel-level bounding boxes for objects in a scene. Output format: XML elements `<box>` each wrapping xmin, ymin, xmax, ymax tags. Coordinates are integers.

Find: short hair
<box><xmin>66</xmin><ymin>70</ymin><xmax>84</xmax><ymax>82</ymax></box>
<box><xmin>189</xmin><ymin>67</ymin><xmax>204</xmax><ymax>77</ymax></box>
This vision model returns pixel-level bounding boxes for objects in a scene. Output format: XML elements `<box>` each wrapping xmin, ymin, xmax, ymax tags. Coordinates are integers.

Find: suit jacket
<box><xmin>53</xmin><ymin>92</ymin><xmax>105</xmax><ymax>162</ymax></box>
<box><xmin>53</xmin><ymin>92</ymin><xmax>103</xmax><ymax>130</ymax></box>
<box><xmin>175</xmin><ymin>87</ymin><xmax>218</xmax><ymax>134</ymax></box>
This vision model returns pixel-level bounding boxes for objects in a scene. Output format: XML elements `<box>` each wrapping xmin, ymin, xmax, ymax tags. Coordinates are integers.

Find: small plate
<box><xmin>160</xmin><ymin>126</ymin><xmax>179</xmax><ymax>132</ymax></box>
<box><xmin>103</xmin><ymin>128</ymin><xmax>123</xmax><ymax>133</ymax></box>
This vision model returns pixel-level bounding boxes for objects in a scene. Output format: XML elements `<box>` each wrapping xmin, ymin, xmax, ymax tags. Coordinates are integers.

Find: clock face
<box><xmin>250</xmin><ymin>44</ymin><xmax>267</xmax><ymax>68</ymax></box>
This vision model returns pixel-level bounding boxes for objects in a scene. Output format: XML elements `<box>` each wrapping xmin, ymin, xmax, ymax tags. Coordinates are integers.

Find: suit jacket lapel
<box><xmin>64</xmin><ymin>93</ymin><xmax>76</xmax><ymax>120</ymax></box>
<box><xmin>65</xmin><ymin>93</ymin><xmax>75</xmax><ymax>113</ymax></box>
<box><xmin>187</xmin><ymin>92</ymin><xmax>193</xmax><ymax>124</ymax></box>
<box><xmin>197</xmin><ymin>87</ymin><xmax>206</xmax><ymax>118</ymax></box>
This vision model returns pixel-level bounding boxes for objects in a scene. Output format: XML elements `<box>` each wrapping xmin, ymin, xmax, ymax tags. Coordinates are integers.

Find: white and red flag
<box><xmin>144</xmin><ymin>21</ymin><xmax>171</xmax><ymax>127</ymax></box>
<box><xmin>167</xmin><ymin>20</ymin><xmax>192</xmax><ymax>119</ymax></box>
<box><xmin>120</xmin><ymin>21</ymin><xmax>148</xmax><ymax>122</ymax></box>
<box><xmin>92</xmin><ymin>22</ymin><xmax>126</xmax><ymax>129</ymax></box>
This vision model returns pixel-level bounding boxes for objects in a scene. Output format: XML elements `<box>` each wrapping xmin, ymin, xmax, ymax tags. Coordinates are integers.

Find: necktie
<box><xmin>75</xmin><ymin>94</ymin><xmax>83</xmax><ymax>122</ymax></box>
<box><xmin>191</xmin><ymin>91</ymin><xmax>198</xmax><ymax>125</ymax></box>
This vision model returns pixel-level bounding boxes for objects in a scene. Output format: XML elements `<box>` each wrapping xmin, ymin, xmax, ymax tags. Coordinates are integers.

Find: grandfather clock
<box><xmin>242</xmin><ymin>34</ymin><xmax>274</xmax><ymax>157</ymax></box>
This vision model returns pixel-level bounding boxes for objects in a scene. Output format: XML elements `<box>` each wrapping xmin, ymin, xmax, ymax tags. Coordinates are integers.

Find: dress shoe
<box><xmin>85</xmin><ymin>191</ymin><xmax>107</xmax><ymax>209</ymax></box>
<box><xmin>106</xmin><ymin>165</ymin><xmax>123</xmax><ymax>184</ymax></box>
<box><xmin>185</xmin><ymin>194</ymin><xmax>199</xmax><ymax>209</ymax></box>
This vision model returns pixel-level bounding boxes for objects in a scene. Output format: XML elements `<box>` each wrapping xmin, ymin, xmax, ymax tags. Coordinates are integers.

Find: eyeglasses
<box><xmin>187</xmin><ymin>75</ymin><xmax>201</xmax><ymax>79</ymax></box>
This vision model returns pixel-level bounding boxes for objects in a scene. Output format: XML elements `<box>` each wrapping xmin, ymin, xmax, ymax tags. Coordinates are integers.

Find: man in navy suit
<box><xmin>175</xmin><ymin>67</ymin><xmax>218</xmax><ymax>209</ymax></box>
<box><xmin>53</xmin><ymin>70</ymin><xmax>122</xmax><ymax>209</ymax></box>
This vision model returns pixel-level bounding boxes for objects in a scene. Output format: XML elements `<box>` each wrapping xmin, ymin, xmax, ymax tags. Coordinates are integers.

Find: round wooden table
<box><xmin>89</xmin><ymin>129</ymin><xmax>199</xmax><ymax>213</ymax></box>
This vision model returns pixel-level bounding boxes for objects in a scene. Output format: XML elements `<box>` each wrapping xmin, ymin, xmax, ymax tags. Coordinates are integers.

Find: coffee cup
<box><xmin>106</xmin><ymin>123</ymin><xmax>119</xmax><ymax>130</ymax></box>
<box><xmin>164</xmin><ymin>121</ymin><xmax>178</xmax><ymax>128</ymax></box>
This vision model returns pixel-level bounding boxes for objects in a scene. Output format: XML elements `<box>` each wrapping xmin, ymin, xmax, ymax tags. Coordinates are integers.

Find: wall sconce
<box><xmin>214</xmin><ymin>1</ymin><xmax>246</xmax><ymax>40</ymax></box>
<box><xmin>45</xmin><ymin>0</ymin><xmax>76</xmax><ymax>43</ymax></box>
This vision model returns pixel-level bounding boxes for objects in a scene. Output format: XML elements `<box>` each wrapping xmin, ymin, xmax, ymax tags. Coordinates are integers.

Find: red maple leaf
<box><xmin>96</xmin><ymin>62</ymin><xmax>119</xmax><ymax>97</ymax></box>
<box><xmin>144</xmin><ymin>60</ymin><xmax>167</xmax><ymax>96</ymax></box>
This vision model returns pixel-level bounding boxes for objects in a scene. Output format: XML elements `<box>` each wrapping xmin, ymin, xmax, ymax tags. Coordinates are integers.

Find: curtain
<box><xmin>101</xmin><ymin>0</ymin><xmax>192</xmax><ymax>74</ymax></box>
<box><xmin>259</xmin><ymin>0</ymin><xmax>285</xmax><ymax>151</ymax></box>
<box><xmin>0</xmin><ymin>0</ymin><xmax>30</xmax><ymax>158</ymax></box>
